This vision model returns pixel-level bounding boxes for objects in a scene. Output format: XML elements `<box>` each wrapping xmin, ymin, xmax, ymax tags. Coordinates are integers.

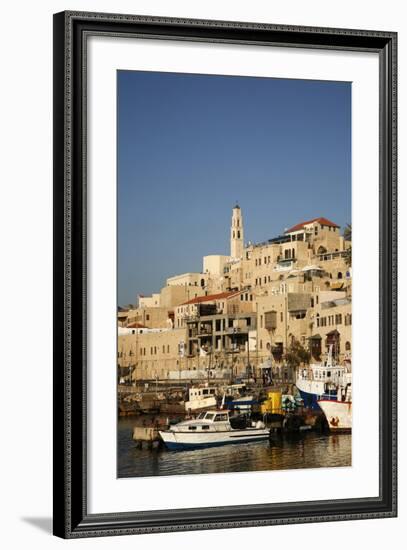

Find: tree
<box><xmin>343</xmin><ymin>223</ymin><xmax>352</xmax><ymax>241</ymax></box>
<box><xmin>344</xmin><ymin>247</ymin><xmax>352</xmax><ymax>267</ymax></box>
<box><xmin>283</xmin><ymin>339</ymin><xmax>311</xmax><ymax>368</ymax></box>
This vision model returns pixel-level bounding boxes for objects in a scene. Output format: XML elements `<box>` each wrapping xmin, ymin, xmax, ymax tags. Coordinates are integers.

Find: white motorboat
<box><xmin>159</xmin><ymin>410</ymin><xmax>269</xmax><ymax>450</ymax></box>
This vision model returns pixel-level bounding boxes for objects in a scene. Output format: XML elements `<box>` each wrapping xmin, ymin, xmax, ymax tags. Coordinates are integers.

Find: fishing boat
<box><xmin>159</xmin><ymin>410</ymin><xmax>269</xmax><ymax>450</ymax></box>
<box><xmin>184</xmin><ymin>386</ymin><xmax>217</xmax><ymax>412</ymax></box>
<box><xmin>318</xmin><ymin>382</ymin><xmax>352</xmax><ymax>432</ymax></box>
<box><xmin>295</xmin><ymin>345</ymin><xmax>351</xmax><ymax>411</ymax></box>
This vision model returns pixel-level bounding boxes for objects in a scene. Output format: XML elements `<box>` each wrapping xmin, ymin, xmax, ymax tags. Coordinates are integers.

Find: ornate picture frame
<box><xmin>53</xmin><ymin>11</ymin><xmax>397</xmax><ymax>538</ymax></box>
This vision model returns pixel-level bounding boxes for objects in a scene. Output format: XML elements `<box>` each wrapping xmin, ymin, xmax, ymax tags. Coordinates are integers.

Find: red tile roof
<box><xmin>285</xmin><ymin>217</ymin><xmax>339</xmax><ymax>234</ymax></box>
<box><xmin>127</xmin><ymin>322</ymin><xmax>147</xmax><ymax>329</ymax></box>
<box><xmin>181</xmin><ymin>291</ymin><xmax>239</xmax><ymax>306</ymax></box>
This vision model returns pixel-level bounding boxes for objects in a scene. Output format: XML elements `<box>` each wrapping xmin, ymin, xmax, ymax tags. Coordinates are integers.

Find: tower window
<box><xmin>237</xmin><ymin>231</ymin><xmax>240</xmax><ymax>239</ymax></box>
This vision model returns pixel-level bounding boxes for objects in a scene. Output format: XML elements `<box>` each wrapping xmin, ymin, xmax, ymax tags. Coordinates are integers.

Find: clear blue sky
<box><xmin>118</xmin><ymin>70</ymin><xmax>351</xmax><ymax>306</ymax></box>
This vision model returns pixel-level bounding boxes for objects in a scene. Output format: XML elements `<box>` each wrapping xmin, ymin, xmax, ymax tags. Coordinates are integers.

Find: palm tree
<box><xmin>343</xmin><ymin>223</ymin><xmax>352</xmax><ymax>241</ymax></box>
<box><xmin>342</xmin><ymin>223</ymin><xmax>352</xmax><ymax>267</ymax></box>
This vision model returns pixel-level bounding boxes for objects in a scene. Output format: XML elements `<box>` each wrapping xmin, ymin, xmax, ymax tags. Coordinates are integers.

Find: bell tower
<box><xmin>230</xmin><ymin>203</ymin><xmax>244</xmax><ymax>258</ymax></box>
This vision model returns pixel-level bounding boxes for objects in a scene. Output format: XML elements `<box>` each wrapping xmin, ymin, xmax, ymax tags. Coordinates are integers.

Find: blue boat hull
<box><xmin>298</xmin><ymin>389</ymin><xmax>337</xmax><ymax>411</ymax></box>
<box><xmin>164</xmin><ymin>437</ymin><xmax>269</xmax><ymax>451</ymax></box>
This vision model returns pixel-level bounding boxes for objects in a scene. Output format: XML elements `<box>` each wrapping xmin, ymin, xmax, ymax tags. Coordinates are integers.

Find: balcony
<box><xmin>198</xmin><ymin>327</ymin><xmax>213</xmax><ymax>336</ymax></box>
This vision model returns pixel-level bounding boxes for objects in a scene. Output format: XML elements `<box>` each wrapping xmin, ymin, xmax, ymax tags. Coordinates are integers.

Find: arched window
<box><xmin>345</xmin><ymin>341</ymin><xmax>351</xmax><ymax>351</ymax></box>
<box><xmin>200</xmin><ymin>278</ymin><xmax>205</xmax><ymax>287</ymax></box>
<box><xmin>237</xmin><ymin>231</ymin><xmax>240</xmax><ymax>239</ymax></box>
<box><xmin>233</xmin><ymin>231</ymin><xmax>235</xmax><ymax>238</ymax></box>
<box><xmin>338</xmin><ymin>272</ymin><xmax>343</xmax><ymax>279</ymax></box>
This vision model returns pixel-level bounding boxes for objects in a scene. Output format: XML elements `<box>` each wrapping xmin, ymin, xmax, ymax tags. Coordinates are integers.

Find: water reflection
<box><xmin>117</xmin><ymin>416</ymin><xmax>351</xmax><ymax>478</ymax></box>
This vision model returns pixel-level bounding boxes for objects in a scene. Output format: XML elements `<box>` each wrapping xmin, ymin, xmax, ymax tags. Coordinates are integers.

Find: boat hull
<box><xmin>159</xmin><ymin>428</ymin><xmax>270</xmax><ymax>450</ymax></box>
<box><xmin>296</xmin><ymin>382</ymin><xmax>338</xmax><ymax>411</ymax></box>
<box><xmin>318</xmin><ymin>399</ymin><xmax>352</xmax><ymax>432</ymax></box>
<box><xmin>297</xmin><ymin>388</ymin><xmax>322</xmax><ymax>411</ymax></box>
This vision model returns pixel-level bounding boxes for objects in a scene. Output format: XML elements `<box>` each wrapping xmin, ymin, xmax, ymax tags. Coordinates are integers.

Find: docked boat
<box><xmin>184</xmin><ymin>386</ymin><xmax>217</xmax><ymax>412</ymax></box>
<box><xmin>159</xmin><ymin>410</ymin><xmax>270</xmax><ymax>450</ymax></box>
<box><xmin>318</xmin><ymin>382</ymin><xmax>352</xmax><ymax>432</ymax></box>
<box><xmin>222</xmin><ymin>384</ymin><xmax>257</xmax><ymax>412</ymax></box>
<box><xmin>295</xmin><ymin>346</ymin><xmax>351</xmax><ymax>411</ymax></box>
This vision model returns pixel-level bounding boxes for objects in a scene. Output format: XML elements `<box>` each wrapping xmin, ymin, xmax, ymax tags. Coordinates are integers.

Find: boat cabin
<box><xmin>188</xmin><ymin>387</ymin><xmax>217</xmax><ymax>400</ymax></box>
<box><xmin>196</xmin><ymin>411</ymin><xmax>229</xmax><ymax>422</ymax></box>
<box><xmin>297</xmin><ymin>364</ymin><xmax>345</xmax><ymax>384</ymax></box>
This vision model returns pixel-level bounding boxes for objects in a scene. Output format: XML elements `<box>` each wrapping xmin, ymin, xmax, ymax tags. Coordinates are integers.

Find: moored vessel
<box><xmin>318</xmin><ymin>382</ymin><xmax>352</xmax><ymax>432</ymax></box>
<box><xmin>159</xmin><ymin>410</ymin><xmax>269</xmax><ymax>450</ymax></box>
<box><xmin>295</xmin><ymin>346</ymin><xmax>351</xmax><ymax>411</ymax></box>
<box><xmin>184</xmin><ymin>386</ymin><xmax>217</xmax><ymax>411</ymax></box>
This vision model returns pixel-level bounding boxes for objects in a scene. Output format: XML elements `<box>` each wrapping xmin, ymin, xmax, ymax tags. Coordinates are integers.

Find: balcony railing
<box><xmin>198</xmin><ymin>328</ymin><xmax>213</xmax><ymax>335</ymax></box>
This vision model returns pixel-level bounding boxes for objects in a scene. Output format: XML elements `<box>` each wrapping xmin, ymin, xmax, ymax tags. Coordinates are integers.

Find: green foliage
<box><xmin>343</xmin><ymin>223</ymin><xmax>352</xmax><ymax>241</ymax></box>
<box><xmin>283</xmin><ymin>339</ymin><xmax>311</xmax><ymax>367</ymax></box>
<box><xmin>344</xmin><ymin>247</ymin><xmax>352</xmax><ymax>266</ymax></box>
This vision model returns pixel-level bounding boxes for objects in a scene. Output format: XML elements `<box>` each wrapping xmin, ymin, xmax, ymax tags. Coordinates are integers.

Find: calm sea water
<box><xmin>117</xmin><ymin>416</ymin><xmax>352</xmax><ymax>478</ymax></box>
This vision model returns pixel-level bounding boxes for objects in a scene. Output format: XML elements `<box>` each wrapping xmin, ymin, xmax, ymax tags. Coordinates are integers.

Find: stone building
<box><xmin>125</xmin><ymin>306</ymin><xmax>173</xmax><ymax>329</ymax></box>
<box><xmin>230</xmin><ymin>203</ymin><xmax>244</xmax><ymax>259</ymax></box>
<box><xmin>118</xmin><ymin>206</ymin><xmax>352</xmax><ymax>382</ymax></box>
<box><xmin>118</xmin><ymin>327</ymin><xmax>188</xmax><ymax>381</ymax></box>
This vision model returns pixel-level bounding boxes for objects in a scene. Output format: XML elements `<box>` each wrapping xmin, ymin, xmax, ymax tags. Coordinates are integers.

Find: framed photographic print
<box><xmin>53</xmin><ymin>11</ymin><xmax>397</xmax><ymax>538</ymax></box>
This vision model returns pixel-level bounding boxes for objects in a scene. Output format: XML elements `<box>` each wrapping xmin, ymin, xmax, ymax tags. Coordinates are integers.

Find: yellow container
<box><xmin>261</xmin><ymin>390</ymin><xmax>282</xmax><ymax>414</ymax></box>
<box><xmin>269</xmin><ymin>390</ymin><xmax>282</xmax><ymax>412</ymax></box>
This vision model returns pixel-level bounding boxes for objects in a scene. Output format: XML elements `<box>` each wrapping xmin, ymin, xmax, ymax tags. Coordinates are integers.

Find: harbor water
<box><xmin>117</xmin><ymin>415</ymin><xmax>352</xmax><ymax>478</ymax></box>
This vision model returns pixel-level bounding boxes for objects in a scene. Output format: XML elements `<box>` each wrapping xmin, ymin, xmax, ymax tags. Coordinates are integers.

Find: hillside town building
<box><xmin>118</xmin><ymin>205</ymin><xmax>352</xmax><ymax>384</ymax></box>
